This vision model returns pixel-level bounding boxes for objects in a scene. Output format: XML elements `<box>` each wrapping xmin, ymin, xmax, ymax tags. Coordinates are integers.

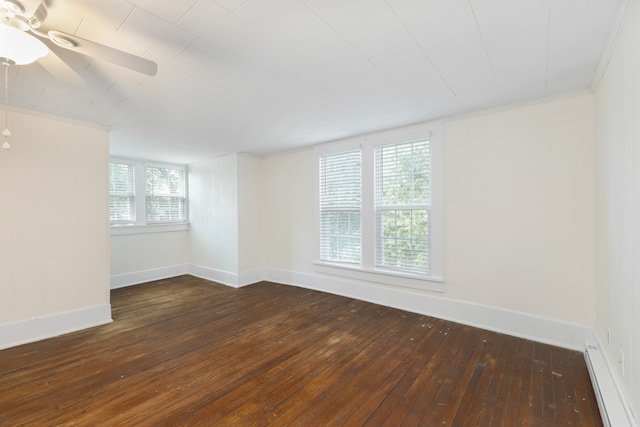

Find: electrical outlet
<box><xmin>618</xmin><ymin>350</ymin><xmax>625</xmax><ymax>377</ymax></box>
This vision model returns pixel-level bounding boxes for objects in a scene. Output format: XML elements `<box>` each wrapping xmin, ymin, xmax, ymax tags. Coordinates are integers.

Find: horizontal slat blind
<box><xmin>109</xmin><ymin>162</ymin><xmax>135</xmax><ymax>224</ymax></box>
<box><xmin>319</xmin><ymin>149</ymin><xmax>362</xmax><ymax>264</ymax></box>
<box><xmin>146</xmin><ymin>166</ymin><xmax>186</xmax><ymax>223</ymax></box>
<box><xmin>374</xmin><ymin>139</ymin><xmax>430</xmax><ymax>274</ymax></box>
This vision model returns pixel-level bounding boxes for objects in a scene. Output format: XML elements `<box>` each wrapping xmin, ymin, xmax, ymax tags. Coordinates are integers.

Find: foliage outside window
<box><xmin>109</xmin><ymin>159</ymin><xmax>188</xmax><ymax>228</ymax></box>
<box><xmin>317</xmin><ymin>138</ymin><xmax>432</xmax><ymax>277</ymax></box>
<box><xmin>375</xmin><ymin>140</ymin><xmax>430</xmax><ymax>275</ymax></box>
<box><xmin>146</xmin><ymin>166</ymin><xmax>187</xmax><ymax>224</ymax></box>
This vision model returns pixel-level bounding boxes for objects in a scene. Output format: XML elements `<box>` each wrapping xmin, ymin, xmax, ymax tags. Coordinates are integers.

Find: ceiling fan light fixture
<box><xmin>0</xmin><ymin>23</ymin><xmax>47</xmax><ymax>64</ymax></box>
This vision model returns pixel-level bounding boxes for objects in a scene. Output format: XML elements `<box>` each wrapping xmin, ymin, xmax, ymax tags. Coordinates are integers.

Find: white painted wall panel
<box><xmin>110</xmin><ymin>231</ymin><xmax>189</xmax><ymax>276</ymax></box>
<box><xmin>444</xmin><ymin>94</ymin><xmax>595</xmax><ymax>325</ymax></box>
<box><xmin>188</xmin><ymin>154</ymin><xmax>238</xmax><ymax>273</ymax></box>
<box><xmin>261</xmin><ymin>94</ymin><xmax>595</xmax><ymax>327</ymax></box>
<box><xmin>0</xmin><ymin>109</ymin><xmax>109</xmax><ymax>325</ymax></box>
<box><xmin>263</xmin><ymin>149</ymin><xmax>315</xmax><ymax>273</ymax></box>
<box><xmin>237</xmin><ymin>154</ymin><xmax>264</xmax><ymax>273</ymax></box>
<box><xmin>594</xmin><ymin>0</ymin><xmax>640</xmax><ymax>419</ymax></box>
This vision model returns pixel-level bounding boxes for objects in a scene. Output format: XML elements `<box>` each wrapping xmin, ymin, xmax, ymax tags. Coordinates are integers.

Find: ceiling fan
<box><xmin>0</xmin><ymin>0</ymin><xmax>157</xmax><ymax>76</ymax></box>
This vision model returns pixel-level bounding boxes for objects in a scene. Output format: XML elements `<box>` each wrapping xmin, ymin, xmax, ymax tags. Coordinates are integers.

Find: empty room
<box><xmin>0</xmin><ymin>0</ymin><xmax>638</xmax><ymax>425</ymax></box>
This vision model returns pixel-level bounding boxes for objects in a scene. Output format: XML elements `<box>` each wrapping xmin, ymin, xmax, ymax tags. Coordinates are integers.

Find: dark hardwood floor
<box><xmin>0</xmin><ymin>275</ymin><xmax>602</xmax><ymax>426</ymax></box>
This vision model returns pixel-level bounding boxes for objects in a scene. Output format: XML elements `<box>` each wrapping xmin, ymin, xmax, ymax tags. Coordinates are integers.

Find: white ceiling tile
<box><xmin>235</xmin><ymin>0</ymin><xmax>317</xmax><ymax>41</ymax></box>
<box><xmin>424</xmin><ymin>30</ymin><xmax>496</xmax><ymax>89</ymax></box>
<box><xmin>128</xmin><ymin>0</ymin><xmax>200</xmax><ymax>24</ymax></box>
<box><xmin>177</xmin><ymin>0</ymin><xmax>257</xmax><ymax>50</ymax></box>
<box><xmin>282</xmin><ymin>19</ymin><xmax>354</xmax><ymax>61</ymax></box>
<box><xmin>387</xmin><ymin>0</ymin><xmax>478</xmax><ymax>47</ymax></box>
<box><xmin>301</xmin><ymin>0</ymin><xmax>386</xmax><ymax>30</ymax></box>
<box><xmin>48</xmin><ymin>0</ymin><xmax>135</xmax><ymax>31</ymax></box>
<box><xmin>117</xmin><ymin>8</ymin><xmax>197</xmax><ymax>57</ymax></box>
<box><xmin>214</xmin><ymin>0</ymin><xmax>251</xmax><ymax>13</ymax></box>
<box><xmin>231</xmin><ymin>33</ymin><xmax>295</xmax><ymax>71</ymax></box>
<box><xmin>176</xmin><ymin>39</ymin><xmax>245</xmax><ymax>72</ymax></box>
<box><xmin>469</xmin><ymin>0</ymin><xmax>550</xmax><ymax>36</ymax></box>
<box><xmin>550</xmin><ymin>0</ymin><xmax>622</xmax><ymax>24</ymax></box>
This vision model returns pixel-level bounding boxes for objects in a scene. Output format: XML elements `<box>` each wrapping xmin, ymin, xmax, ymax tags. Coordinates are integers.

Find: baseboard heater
<box><xmin>584</xmin><ymin>342</ymin><xmax>636</xmax><ymax>427</ymax></box>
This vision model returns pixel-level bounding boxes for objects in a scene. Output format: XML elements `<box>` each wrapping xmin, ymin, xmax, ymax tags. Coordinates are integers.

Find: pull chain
<box><xmin>2</xmin><ymin>60</ymin><xmax>10</xmax><ymax>150</ymax></box>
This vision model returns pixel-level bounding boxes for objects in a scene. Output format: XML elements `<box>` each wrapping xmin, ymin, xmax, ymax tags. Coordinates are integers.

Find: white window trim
<box><xmin>313</xmin><ymin>121</ymin><xmax>443</xmax><ymax>292</ymax></box>
<box><xmin>110</xmin><ymin>157</ymin><xmax>189</xmax><ymax>235</ymax></box>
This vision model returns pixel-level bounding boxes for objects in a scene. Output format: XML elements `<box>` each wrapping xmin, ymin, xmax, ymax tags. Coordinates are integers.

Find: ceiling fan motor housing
<box><xmin>1</xmin><ymin>0</ymin><xmax>46</xmax><ymax>28</ymax></box>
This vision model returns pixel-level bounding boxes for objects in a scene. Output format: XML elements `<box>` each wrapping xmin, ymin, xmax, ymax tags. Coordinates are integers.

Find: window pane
<box><xmin>109</xmin><ymin>163</ymin><xmax>134</xmax><ymax>224</ymax></box>
<box><xmin>146</xmin><ymin>166</ymin><xmax>186</xmax><ymax>223</ymax></box>
<box><xmin>375</xmin><ymin>139</ymin><xmax>431</xmax><ymax>274</ymax></box>
<box><xmin>319</xmin><ymin>150</ymin><xmax>362</xmax><ymax>264</ymax></box>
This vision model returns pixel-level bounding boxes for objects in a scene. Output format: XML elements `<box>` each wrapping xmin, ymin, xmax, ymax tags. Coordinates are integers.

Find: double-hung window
<box><xmin>375</xmin><ymin>140</ymin><xmax>430</xmax><ymax>275</ymax></box>
<box><xmin>319</xmin><ymin>150</ymin><xmax>362</xmax><ymax>264</ymax></box>
<box><xmin>109</xmin><ymin>162</ymin><xmax>135</xmax><ymax>225</ymax></box>
<box><xmin>109</xmin><ymin>158</ymin><xmax>188</xmax><ymax>233</ymax></box>
<box><xmin>315</xmin><ymin>125</ymin><xmax>442</xmax><ymax>291</ymax></box>
<box><xmin>146</xmin><ymin>166</ymin><xmax>187</xmax><ymax>224</ymax></box>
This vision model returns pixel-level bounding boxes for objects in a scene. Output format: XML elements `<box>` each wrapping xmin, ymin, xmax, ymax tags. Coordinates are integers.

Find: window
<box><xmin>319</xmin><ymin>150</ymin><xmax>362</xmax><ymax>264</ymax></box>
<box><xmin>146</xmin><ymin>166</ymin><xmax>187</xmax><ymax>224</ymax></box>
<box><xmin>109</xmin><ymin>158</ymin><xmax>188</xmax><ymax>233</ymax></box>
<box><xmin>375</xmin><ymin>140</ymin><xmax>430</xmax><ymax>275</ymax></box>
<box><xmin>314</xmin><ymin>124</ymin><xmax>442</xmax><ymax>291</ymax></box>
<box><xmin>109</xmin><ymin>163</ymin><xmax>135</xmax><ymax>224</ymax></box>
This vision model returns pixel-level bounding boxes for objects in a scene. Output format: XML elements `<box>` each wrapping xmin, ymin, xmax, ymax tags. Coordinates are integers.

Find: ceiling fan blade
<box><xmin>46</xmin><ymin>30</ymin><xmax>158</xmax><ymax>76</ymax></box>
<box><xmin>36</xmin><ymin>45</ymin><xmax>83</xmax><ymax>87</ymax></box>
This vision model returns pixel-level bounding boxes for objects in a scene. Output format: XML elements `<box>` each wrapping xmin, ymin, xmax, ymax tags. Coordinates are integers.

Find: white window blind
<box><xmin>145</xmin><ymin>166</ymin><xmax>186</xmax><ymax>224</ymax></box>
<box><xmin>109</xmin><ymin>162</ymin><xmax>135</xmax><ymax>224</ymax></box>
<box><xmin>319</xmin><ymin>149</ymin><xmax>362</xmax><ymax>264</ymax></box>
<box><xmin>374</xmin><ymin>139</ymin><xmax>430</xmax><ymax>274</ymax></box>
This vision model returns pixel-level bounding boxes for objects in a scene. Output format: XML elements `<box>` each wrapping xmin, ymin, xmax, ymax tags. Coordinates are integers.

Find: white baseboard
<box><xmin>585</xmin><ymin>339</ymin><xmax>638</xmax><ymax>427</ymax></box>
<box><xmin>110</xmin><ymin>264</ymin><xmax>189</xmax><ymax>289</ymax></box>
<box><xmin>0</xmin><ymin>304</ymin><xmax>112</xmax><ymax>350</ymax></box>
<box><xmin>264</xmin><ymin>267</ymin><xmax>592</xmax><ymax>351</ymax></box>
<box><xmin>187</xmin><ymin>264</ymin><xmax>266</xmax><ymax>288</ymax></box>
<box><xmin>188</xmin><ymin>264</ymin><xmax>239</xmax><ymax>288</ymax></box>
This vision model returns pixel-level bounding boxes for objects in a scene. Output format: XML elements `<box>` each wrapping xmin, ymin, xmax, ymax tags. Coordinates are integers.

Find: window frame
<box><xmin>313</xmin><ymin>122</ymin><xmax>443</xmax><ymax>292</ymax></box>
<box><xmin>109</xmin><ymin>158</ymin><xmax>189</xmax><ymax>235</ymax></box>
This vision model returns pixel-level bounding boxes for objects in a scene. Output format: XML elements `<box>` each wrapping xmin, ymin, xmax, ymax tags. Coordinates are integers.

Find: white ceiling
<box><xmin>7</xmin><ymin>0</ymin><xmax>622</xmax><ymax>164</ymax></box>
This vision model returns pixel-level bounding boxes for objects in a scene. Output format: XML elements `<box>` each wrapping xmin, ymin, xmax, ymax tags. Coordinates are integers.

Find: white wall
<box><xmin>263</xmin><ymin>149</ymin><xmax>315</xmax><ymax>273</ymax></box>
<box><xmin>444</xmin><ymin>94</ymin><xmax>595</xmax><ymax>325</ymax></box>
<box><xmin>0</xmin><ymin>109</ymin><xmax>111</xmax><ymax>348</ymax></box>
<box><xmin>110</xmin><ymin>231</ymin><xmax>190</xmax><ymax>287</ymax></box>
<box><xmin>261</xmin><ymin>94</ymin><xmax>596</xmax><ymax>332</ymax></box>
<box><xmin>594</xmin><ymin>0</ymin><xmax>640</xmax><ymax>419</ymax></box>
<box><xmin>189</xmin><ymin>154</ymin><xmax>239</xmax><ymax>274</ymax></box>
<box><xmin>237</xmin><ymin>154</ymin><xmax>264</xmax><ymax>274</ymax></box>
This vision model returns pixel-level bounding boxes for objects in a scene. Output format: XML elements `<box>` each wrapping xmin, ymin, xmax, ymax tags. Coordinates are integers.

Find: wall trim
<box><xmin>264</xmin><ymin>267</ymin><xmax>592</xmax><ymax>351</ymax></box>
<box><xmin>110</xmin><ymin>264</ymin><xmax>189</xmax><ymax>289</ymax></box>
<box><xmin>188</xmin><ymin>264</ymin><xmax>241</xmax><ymax>288</ymax></box>
<box><xmin>0</xmin><ymin>304</ymin><xmax>112</xmax><ymax>350</ymax></box>
<box><xmin>585</xmin><ymin>339</ymin><xmax>638</xmax><ymax>427</ymax></box>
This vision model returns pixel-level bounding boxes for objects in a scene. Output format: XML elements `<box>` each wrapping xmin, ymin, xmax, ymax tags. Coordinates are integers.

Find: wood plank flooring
<box><xmin>0</xmin><ymin>275</ymin><xmax>603</xmax><ymax>426</ymax></box>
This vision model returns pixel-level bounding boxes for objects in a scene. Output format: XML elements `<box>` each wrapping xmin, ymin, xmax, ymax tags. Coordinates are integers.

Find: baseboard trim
<box><xmin>264</xmin><ymin>267</ymin><xmax>592</xmax><ymax>351</ymax></box>
<box><xmin>110</xmin><ymin>264</ymin><xmax>189</xmax><ymax>289</ymax></box>
<box><xmin>188</xmin><ymin>264</ymin><xmax>240</xmax><ymax>288</ymax></box>
<box><xmin>0</xmin><ymin>304</ymin><xmax>112</xmax><ymax>350</ymax></box>
<box><xmin>585</xmin><ymin>339</ymin><xmax>637</xmax><ymax>427</ymax></box>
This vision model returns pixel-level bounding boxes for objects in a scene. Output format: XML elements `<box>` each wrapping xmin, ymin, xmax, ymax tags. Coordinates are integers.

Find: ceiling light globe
<box><xmin>0</xmin><ymin>23</ymin><xmax>48</xmax><ymax>64</ymax></box>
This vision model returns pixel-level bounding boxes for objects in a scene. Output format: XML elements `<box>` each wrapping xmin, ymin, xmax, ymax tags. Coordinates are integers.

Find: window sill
<box><xmin>110</xmin><ymin>223</ymin><xmax>189</xmax><ymax>236</ymax></box>
<box><xmin>314</xmin><ymin>261</ymin><xmax>444</xmax><ymax>293</ymax></box>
